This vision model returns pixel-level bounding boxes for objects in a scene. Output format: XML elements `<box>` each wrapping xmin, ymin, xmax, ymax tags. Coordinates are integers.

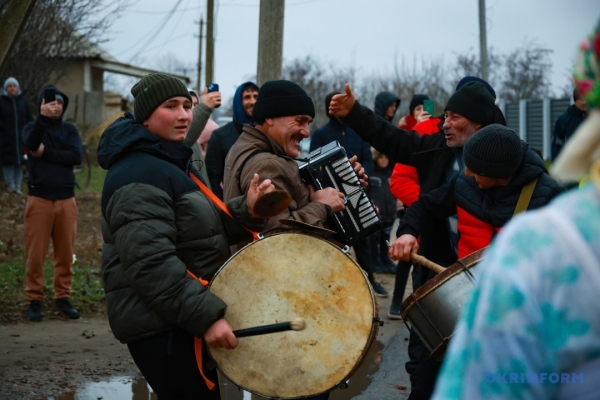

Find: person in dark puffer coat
<box><xmin>0</xmin><ymin>77</ymin><xmax>33</xmax><ymax>193</ymax></box>
<box><xmin>99</xmin><ymin>73</ymin><xmax>271</xmax><ymax>399</ymax></box>
<box><xmin>396</xmin><ymin>125</ymin><xmax>564</xmax><ymax>259</ymax></box>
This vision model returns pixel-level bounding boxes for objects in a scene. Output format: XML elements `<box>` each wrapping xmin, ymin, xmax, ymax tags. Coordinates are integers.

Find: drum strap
<box><xmin>513</xmin><ymin>177</ymin><xmax>539</xmax><ymax>216</ymax></box>
<box><xmin>186</xmin><ymin>269</ymin><xmax>216</xmax><ymax>391</ymax></box>
<box><xmin>188</xmin><ymin>169</ymin><xmax>259</xmax><ymax>241</ymax></box>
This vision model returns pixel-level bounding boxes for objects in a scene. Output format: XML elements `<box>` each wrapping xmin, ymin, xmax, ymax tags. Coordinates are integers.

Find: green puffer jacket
<box><xmin>98</xmin><ymin>113</ymin><xmax>266</xmax><ymax>344</ymax></box>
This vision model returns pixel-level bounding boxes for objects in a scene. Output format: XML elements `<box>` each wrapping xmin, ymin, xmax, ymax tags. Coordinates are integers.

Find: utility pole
<box><xmin>197</xmin><ymin>18</ymin><xmax>204</xmax><ymax>92</ymax></box>
<box><xmin>478</xmin><ymin>0</ymin><xmax>489</xmax><ymax>81</ymax></box>
<box><xmin>256</xmin><ymin>0</ymin><xmax>285</xmax><ymax>85</ymax></box>
<box><xmin>205</xmin><ymin>0</ymin><xmax>214</xmax><ymax>86</ymax></box>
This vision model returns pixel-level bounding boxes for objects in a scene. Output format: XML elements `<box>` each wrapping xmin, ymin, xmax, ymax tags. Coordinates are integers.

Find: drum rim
<box><xmin>400</xmin><ymin>248</ymin><xmax>484</xmax><ymax>317</ymax></box>
<box><xmin>208</xmin><ymin>231</ymin><xmax>380</xmax><ymax>399</ymax></box>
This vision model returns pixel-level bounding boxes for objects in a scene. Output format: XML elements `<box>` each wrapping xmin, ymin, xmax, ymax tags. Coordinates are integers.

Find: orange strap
<box><xmin>186</xmin><ymin>171</ymin><xmax>259</xmax><ymax>390</ymax></box>
<box><xmin>186</xmin><ymin>269</ymin><xmax>216</xmax><ymax>391</ymax></box>
<box><xmin>188</xmin><ymin>172</ymin><xmax>258</xmax><ymax>241</ymax></box>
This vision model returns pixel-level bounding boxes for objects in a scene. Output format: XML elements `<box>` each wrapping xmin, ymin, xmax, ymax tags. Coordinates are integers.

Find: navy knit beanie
<box><xmin>131</xmin><ymin>73</ymin><xmax>192</xmax><ymax>123</ymax></box>
<box><xmin>455</xmin><ymin>76</ymin><xmax>497</xmax><ymax>99</ymax></box>
<box><xmin>445</xmin><ymin>82</ymin><xmax>496</xmax><ymax>126</ymax></box>
<box><xmin>252</xmin><ymin>80</ymin><xmax>315</xmax><ymax>121</ymax></box>
<box><xmin>464</xmin><ymin>124</ymin><xmax>523</xmax><ymax>178</ymax></box>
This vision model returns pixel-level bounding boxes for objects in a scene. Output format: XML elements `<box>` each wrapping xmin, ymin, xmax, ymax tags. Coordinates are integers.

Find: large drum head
<box><xmin>209</xmin><ymin>233</ymin><xmax>376</xmax><ymax>399</ymax></box>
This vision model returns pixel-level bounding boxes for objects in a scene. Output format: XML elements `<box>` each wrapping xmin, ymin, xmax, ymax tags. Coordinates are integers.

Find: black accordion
<box><xmin>298</xmin><ymin>141</ymin><xmax>381</xmax><ymax>245</ymax></box>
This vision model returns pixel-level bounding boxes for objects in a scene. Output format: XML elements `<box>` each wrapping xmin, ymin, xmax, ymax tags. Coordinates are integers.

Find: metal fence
<box><xmin>498</xmin><ymin>97</ymin><xmax>572</xmax><ymax>160</ymax></box>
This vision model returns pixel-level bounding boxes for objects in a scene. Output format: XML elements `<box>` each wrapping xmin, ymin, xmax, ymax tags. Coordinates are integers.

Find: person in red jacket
<box><xmin>398</xmin><ymin>94</ymin><xmax>431</xmax><ymax>131</ymax></box>
<box><xmin>390</xmin><ymin>124</ymin><xmax>563</xmax><ymax>262</ymax></box>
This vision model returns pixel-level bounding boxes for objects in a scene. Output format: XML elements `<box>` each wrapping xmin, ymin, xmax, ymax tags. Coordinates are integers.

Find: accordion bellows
<box><xmin>298</xmin><ymin>141</ymin><xmax>381</xmax><ymax>245</ymax></box>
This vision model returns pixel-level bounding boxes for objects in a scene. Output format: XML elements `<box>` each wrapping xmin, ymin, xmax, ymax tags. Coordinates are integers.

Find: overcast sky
<box><xmin>102</xmin><ymin>0</ymin><xmax>600</xmax><ymax>105</ymax></box>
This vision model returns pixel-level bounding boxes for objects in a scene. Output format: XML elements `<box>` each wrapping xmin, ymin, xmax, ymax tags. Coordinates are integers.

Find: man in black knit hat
<box><xmin>329</xmin><ymin>80</ymin><xmax>504</xmax><ymax>400</ymax></box>
<box><xmin>223</xmin><ymin>80</ymin><xmax>368</xmax><ymax>253</ymax></box>
<box><xmin>393</xmin><ymin>124</ymin><xmax>563</xmax><ymax>262</ymax></box>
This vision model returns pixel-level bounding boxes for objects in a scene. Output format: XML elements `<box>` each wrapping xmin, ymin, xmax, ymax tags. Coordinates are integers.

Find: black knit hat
<box><xmin>445</xmin><ymin>81</ymin><xmax>496</xmax><ymax>126</ymax></box>
<box><xmin>131</xmin><ymin>73</ymin><xmax>192</xmax><ymax>123</ymax></box>
<box><xmin>252</xmin><ymin>80</ymin><xmax>315</xmax><ymax>121</ymax></box>
<box><xmin>409</xmin><ymin>94</ymin><xmax>429</xmax><ymax>116</ymax></box>
<box><xmin>464</xmin><ymin>124</ymin><xmax>523</xmax><ymax>178</ymax></box>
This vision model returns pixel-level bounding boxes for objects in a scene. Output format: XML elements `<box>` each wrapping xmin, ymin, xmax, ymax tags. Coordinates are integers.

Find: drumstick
<box><xmin>410</xmin><ymin>254</ymin><xmax>446</xmax><ymax>275</ymax></box>
<box><xmin>386</xmin><ymin>240</ymin><xmax>446</xmax><ymax>274</ymax></box>
<box><xmin>232</xmin><ymin>318</ymin><xmax>306</xmax><ymax>338</ymax></box>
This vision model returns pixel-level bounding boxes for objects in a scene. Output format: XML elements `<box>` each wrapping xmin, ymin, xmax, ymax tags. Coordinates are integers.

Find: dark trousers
<box><xmin>128</xmin><ymin>328</ymin><xmax>220</xmax><ymax>400</ymax></box>
<box><xmin>391</xmin><ymin>260</ymin><xmax>412</xmax><ymax>306</ymax></box>
<box><xmin>353</xmin><ymin>235</ymin><xmax>375</xmax><ymax>281</ymax></box>
<box><xmin>406</xmin><ymin>264</ymin><xmax>444</xmax><ymax>400</ymax></box>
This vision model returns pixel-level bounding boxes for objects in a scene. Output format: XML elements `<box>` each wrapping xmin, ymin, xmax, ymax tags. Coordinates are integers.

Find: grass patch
<box><xmin>0</xmin><ymin>257</ymin><xmax>106</xmax><ymax>321</ymax></box>
<box><xmin>75</xmin><ymin>164</ymin><xmax>107</xmax><ymax>195</ymax></box>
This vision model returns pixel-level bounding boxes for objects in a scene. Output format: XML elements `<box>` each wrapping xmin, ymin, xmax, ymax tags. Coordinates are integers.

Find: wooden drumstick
<box><xmin>410</xmin><ymin>253</ymin><xmax>446</xmax><ymax>275</ymax></box>
<box><xmin>232</xmin><ymin>318</ymin><xmax>306</xmax><ymax>338</ymax></box>
<box><xmin>386</xmin><ymin>240</ymin><xmax>446</xmax><ymax>274</ymax></box>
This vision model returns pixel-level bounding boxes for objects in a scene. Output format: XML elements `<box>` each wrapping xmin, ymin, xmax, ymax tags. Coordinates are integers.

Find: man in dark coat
<box><xmin>310</xmin><ymin>92</ymin><xmax>388</xmax><ymax>297</ymax></box>
<box><xmin>0</xmin><ymin>77</ymin><xmax>33</xmax><ymax>193</ymax></box>
<box><xmin>551</xmin><ymin>87</ymin><xmax>588</xmax><ymax>161</ymax></box>
<box><xmin>206</xmin><ymin>81</ymin><xmax>259</xmax><ymax>199</ymax></box>
<box><xmin>329</xmin><ymin>80</ymin><xmax>502</xmax><ymax>400</ymax></box>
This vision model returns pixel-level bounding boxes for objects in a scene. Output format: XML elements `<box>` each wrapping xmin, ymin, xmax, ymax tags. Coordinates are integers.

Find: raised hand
<box><xmin>246</xmin><ymin>173</ymin><xmax>276</xmax><ymax>218</ymax></box>
<box><xmin>328</xmin><ymin>84</ymin><xmax>356</xmax><ymax>118</ymax></box>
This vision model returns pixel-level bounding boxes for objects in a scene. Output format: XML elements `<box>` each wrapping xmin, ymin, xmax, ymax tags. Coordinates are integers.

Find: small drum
<box><xmin>209</xmin><ymin>232</ymin><xmax>379</xmax><ymax>399</ymax></box>
<box><xmin>400</xmin><ymin>249</ymin><xmax>484</xmax><ymax>361</ymax></box>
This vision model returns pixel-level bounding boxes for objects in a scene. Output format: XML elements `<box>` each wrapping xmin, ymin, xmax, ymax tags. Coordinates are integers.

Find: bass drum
<box><xmin>209</xmin><ymin>232</ymin><xmax>379</xmax><ymax>399</ymax></box>
<box><xmin>400</xmin><ymin>249</ymin><xmax>484</xmax><ymax>361</ymax></box>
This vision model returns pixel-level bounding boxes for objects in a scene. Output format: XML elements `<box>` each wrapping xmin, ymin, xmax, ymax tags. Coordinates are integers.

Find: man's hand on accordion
<box><xmin>308</xmin><ymin>185</ymin><xmax>346</xmax><ymax>214</ymax></box>
<box><xmin>348</xmin><ymin>155</ymin><xmax>368</xmax><ymax>187</ymax></box>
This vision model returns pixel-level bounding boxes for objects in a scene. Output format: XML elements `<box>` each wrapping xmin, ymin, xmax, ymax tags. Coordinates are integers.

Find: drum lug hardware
<box><xmin>336</xmin><ymin>380</ymin><xmax>349</xmax><ymax>390</ymax></box>
<box><xmin>257</xmin><ymin>232</ymin><xmax>265</xmax><ymax>240</ymax></box>
<box><xmin>373</xmin><ymin>317</ymin><xmax>384</xmax><ymax>326</ymax></box>
<box><xmin>342</xmin><ymin>245</ymin><xmax>350</xmax><ymax>254</ymax></box>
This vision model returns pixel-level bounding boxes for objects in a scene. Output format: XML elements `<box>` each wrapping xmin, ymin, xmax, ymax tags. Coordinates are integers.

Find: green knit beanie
<box><xmin>131</xmin><ymin>73</ymin><xmax>192</xmax><ymax>123</ymax></box>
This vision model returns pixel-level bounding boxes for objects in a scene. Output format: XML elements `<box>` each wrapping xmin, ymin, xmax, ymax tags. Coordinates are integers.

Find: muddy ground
<box><xmin>0</xmin><ymin>191</ymin><xmax>411</xmax><ymax>399</ymax></box>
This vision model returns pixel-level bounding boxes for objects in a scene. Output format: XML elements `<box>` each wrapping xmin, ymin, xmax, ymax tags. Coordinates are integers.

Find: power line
<box><xmin>128</xmin><ymin>6</ymin><xmax>200</xmax><ymax>15</ymax></box>
<box><xmin>127</xmin><ymin>0</ymin><xmax>185</xmax><ymax>64</ymax></box>
<box><xmin>153</xmin><ymin>0</ymin><xmax>193</xmax><ymax>59</ymax></box>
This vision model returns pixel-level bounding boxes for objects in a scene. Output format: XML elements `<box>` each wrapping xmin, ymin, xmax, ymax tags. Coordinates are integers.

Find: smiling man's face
<box><xmin>265</xmin><ymin>115</ymin><xmax>312</xmax><ymax>158</ymax></box>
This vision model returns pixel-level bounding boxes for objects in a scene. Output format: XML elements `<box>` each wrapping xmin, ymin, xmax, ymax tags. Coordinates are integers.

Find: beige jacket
<box><xmin>223</xmin><ymin>125</ymin><xmax>329</xmax><ymax>242</ymax></box>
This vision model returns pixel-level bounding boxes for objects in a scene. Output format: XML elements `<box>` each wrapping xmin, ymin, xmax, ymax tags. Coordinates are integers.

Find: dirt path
<box><xmin>0</xmin><ymin>317</ymin><xmax>138</xmax><ymax>399</ymax></box>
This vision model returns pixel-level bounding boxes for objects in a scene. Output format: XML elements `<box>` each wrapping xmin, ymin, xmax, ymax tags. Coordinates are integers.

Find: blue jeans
<box><xmin>3</xmin><ymin>165</ymin><xmax>23</xmax><ymax>190</ymax></box>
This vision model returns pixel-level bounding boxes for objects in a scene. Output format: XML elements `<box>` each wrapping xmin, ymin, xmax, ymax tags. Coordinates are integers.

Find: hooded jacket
<box><xmin>22</xmin><ymin>85</ymin><xmax>82</xmax><ymax>200</ymax></box>
<box><xmin>0</xmin><ymin>87</ymin><xmax>33</xmax><ymax>166</ymax></box>
<box><xmin>397</xmin><ymin>142</ymin><xmax>564</xmax><ymax>258</ymax></box>
<box><xmin>374</xmin><ymin>91</ymin><xmax>400</xmax><ymax>122</ymax></box>
<box><xmin>206</xmin><ymin>81</ymin><xmax>259</xmax><ymax>199</ymax></box>
<box><xmin>98</xmin><ymin>113</ymin><xmax>266</xmax><ymax>343</ymax></box>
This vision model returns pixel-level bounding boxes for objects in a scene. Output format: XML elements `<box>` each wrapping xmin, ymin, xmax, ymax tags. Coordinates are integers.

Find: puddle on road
<box><xmin>51</xmin><ymin>376</ymin><xmax>157</xmax><ymax>400</ymax></box>
<box><xmin>54</xmin><ymin>341</ymin><xmax>384</xmax><ymax>400</ymax></box>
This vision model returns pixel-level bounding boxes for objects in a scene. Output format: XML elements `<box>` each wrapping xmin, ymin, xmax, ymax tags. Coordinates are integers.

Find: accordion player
<box><xmin>298</xmin><ymin>141</ymin><xmax>381</xmax><ymax>245</ymax></box>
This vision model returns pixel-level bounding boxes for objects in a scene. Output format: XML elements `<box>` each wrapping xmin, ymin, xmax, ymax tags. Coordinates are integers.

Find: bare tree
<box><xmin>0</xmin><ymin>0</ymin><xmax>129</xmax><ymax>112</ymax></box>
<box><xmin>499</xmin><ymin>41</ymin><xmax>553</xmax><ymax>102</ymax></box>
<box><xmin>453</xmin><ymin>47</ymin><xmax>502</xmax><ymax>91</ymax></box>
